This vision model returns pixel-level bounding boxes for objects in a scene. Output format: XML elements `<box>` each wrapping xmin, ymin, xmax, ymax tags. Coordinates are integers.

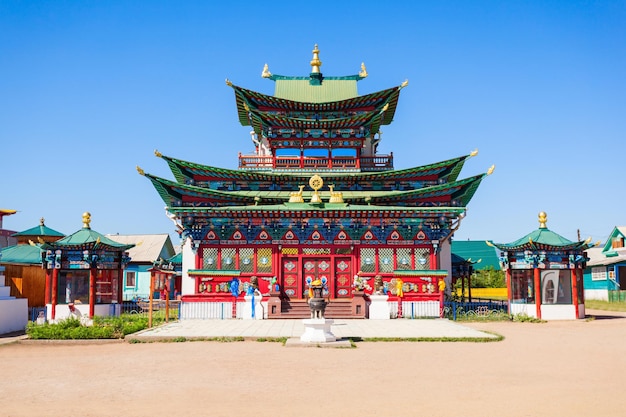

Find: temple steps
<box><xmin>279</xmin><ymin>299</ymin><xmax>355</xmax><ymax>319</ymax></box>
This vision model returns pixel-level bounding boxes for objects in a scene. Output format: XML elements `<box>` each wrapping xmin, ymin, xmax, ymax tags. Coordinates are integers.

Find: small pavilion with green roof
<box><xmin>40</xmin><ymin>212</ymin><xmax>134</xmax><ymax>321</ymax></box>
<box><xmin>489</xmin><ymin>212</ymin><xmax>594</xmax><ymax>320</ymax></box>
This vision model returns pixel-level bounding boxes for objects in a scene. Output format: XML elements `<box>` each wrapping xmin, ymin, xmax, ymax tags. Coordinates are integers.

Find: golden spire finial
<box><xmin>154</xmin><ymin>149</ymin><xmax>162</xmax><ymax>158</ymax></box>
<box><xmin>82</xmin><ymin>212</ymin><xmax>92</xmax><ymax>229</ymax></box>
<box><xmin>400</xmin><ymin>79</ymin><xmax>409</xmax><ymax>88</ymax></box>
<box><xmin>262</xmin><ymin>63</ymin><xmax>271</xmax><ymax>78</ymax></box>
<box><xmin>538</xmin><ymin>212</ymin><xmax>548</xmax><ymax>229</ymax></box>
<box><xmin>487</xmin><ymin>164</ymin><xmax>495</xmax><ymax>175</ymax></box>
<box><xmin>359</xmin><ymin>62</ymin><xmax>368</xmax><ymax>78</ymax></box>
<box><xmin>40</xmin><ymin>217</ymin><xmax>45</xmax><ymax>226</ymax></box>
<box><xmin>136</xmin><ymin>166</ymin><xmax>145</xmax><ymax>176</ymax></box>
<box><xmin>310</xmin><ymin>44</ymin><xmax>322</xmax><ymax>73</ymax></box>
<box><xmin>225</xmin><ymin>78</ymin><xmax>232</xmax><ymax>86</ymax></box>
<box><xmin>470</xmin><ymin>149</ymin><xmax>478</xmax><ymax>157</ymax></box>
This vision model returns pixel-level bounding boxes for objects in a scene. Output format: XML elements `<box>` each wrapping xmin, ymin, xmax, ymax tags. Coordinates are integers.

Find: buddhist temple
<box><xmin>140</xmin><ymin>45</ymin><xmax>493</xmax><ymax>319</ymax></box>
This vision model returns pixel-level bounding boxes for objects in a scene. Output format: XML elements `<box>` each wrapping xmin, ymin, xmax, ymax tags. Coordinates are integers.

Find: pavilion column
<box><xmin>534</xmin><ymin>268</ymin><xmax>541</xmax><ymax>319</ymax></box>
<box><xmin>505</xmin><ymin>268</ymin><xmax>512</xmax><ymax>313</ymax></box>
<box><xmin>117</xmin><ymin>267</ymin><xmax>123</xmax><ymax>304</ymax></box>
<box><xmin>571</xmin><ymin>268</ymin><xmax>579</xmax><ymax>318</ymax></box>
<box><xmin>45</xmin><ymin>269</ymin><xmax>52</xmax><ymax>305</ymax></box>
<box><xmin>51</xmin><ymin>268</ymin><xmax>58</xmax><ymax>320</ymax></box>
<box><xmin>89</xmin><ymin>268</ymin><xmax>96</xmax><ymax>318</ymax></box>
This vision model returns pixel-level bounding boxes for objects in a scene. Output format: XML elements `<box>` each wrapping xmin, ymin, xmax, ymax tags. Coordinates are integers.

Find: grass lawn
<box><xmin>585</xmin><ymin>299</ymin><xmax>626</xmax><ymax>312</ymax></box>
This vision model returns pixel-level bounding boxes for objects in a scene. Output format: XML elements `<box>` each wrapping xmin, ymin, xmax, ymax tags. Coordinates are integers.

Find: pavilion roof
<box><xmin>489</xmin><ymin>213</ymin><xmax>593</xmax><ymax>252</ymax></box>
<box><xmin>40</xmin><ymin>214</ymin><xmax>135</xmax><ymax>252</ymax></box>
<box><xmin>0</xmin><ymin>243</ymin><xmax>43</xmax><ymax>265</ymax></box>
<box><xmin>156</xmin><ymin>151</ymin><xmax>475</xmax><ymax>185</ymax></box>
<box><xmin>12</xmin><ymin>218</ymin><xmax>64</xmax><ymax>238</ymax></box>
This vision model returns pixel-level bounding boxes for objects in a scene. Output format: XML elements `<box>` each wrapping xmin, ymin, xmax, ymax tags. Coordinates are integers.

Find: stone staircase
<box><xmin>0</xmin><ymin>266</ymin><xmax>28</xmax><ymax>334</ymax></box>
<box><xmin>279</xmin><ymin>299</ymin><xmax>357</xmax><ymax>319</ymax></box>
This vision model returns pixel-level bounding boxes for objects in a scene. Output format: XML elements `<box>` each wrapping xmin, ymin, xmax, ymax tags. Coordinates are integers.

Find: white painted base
<box><xmin>243</xmin><ymin>294</ymin><xmax>263</xmax><ymax>320</ymax></box>
<box><xmin>369</xmin><ymin>294</ymin><xmax>390</xmax><ymax>319</ymax></box>
<box><xmin>300</xmin><ymin>318</ymin><xmax>336</xmax><ymax>343</ymax></box>
<box><xmin>584</xmin><ymin>289</ymin><xmax>608</xmax><ymax>301</ymax></box>
<box><xmin>541</xmin><ymin>304</ymin><xmax>577</xmax><ymax>320</ymax></box>
<box><xmin>0</xmin><ymin>269</ymin><xmax>28</xmax><ymax>334</ymax></box>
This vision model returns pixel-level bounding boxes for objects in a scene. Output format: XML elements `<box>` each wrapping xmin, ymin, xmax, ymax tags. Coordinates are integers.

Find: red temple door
<box><xmin>281</xmin><ymin>258</ymin><xmax>299</xmax><ymax>300</ymax></box>
<box><xmin>334</xmin><ymin>257</ymin><xmax>352</xmax><ymax>298</ymax></box>
<box><xmin>302</xmin><ymin>258</ymin><xmax>331</xmax><ymax>298</ymax></box>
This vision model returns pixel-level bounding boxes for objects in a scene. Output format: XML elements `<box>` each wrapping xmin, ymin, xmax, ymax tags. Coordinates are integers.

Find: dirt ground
<box><xmin>1</xmin><ymin>310</ymin><xmax>625</xmax><ymax>417</ymax></box>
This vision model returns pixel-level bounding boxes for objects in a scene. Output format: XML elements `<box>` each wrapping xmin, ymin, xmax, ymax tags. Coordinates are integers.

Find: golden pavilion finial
<box><xmin>40</xmin><ymin>217</ymin><xmax>45</xmax><ymax>226</ymax></box>
<box><xmin>225</xmin><ymin>78</ymin><xmax>232</xmax><ymax>86</ymax></box>
<box><xmin>401</xmin><ymin>79</ymin><xmax>409</xmax><ymax>88</ymax></box>
<box><xmin>37</xmin><ymin>237</ymin><xmax>45</xmax><ymax>244</ymax></box>
<box><xmin>470</xmin><ymin>149</ymin><xmax>478</xmax><ymax>157</ymax></box>
<box><xmin>82</xmin><ymin>212</ymin><xmax>92</xmax><ymax>229</ymax></box>
<box><xmin>538</xmin><ymin>212</ymin><xmax>548</xmax><ymax>229</ymax></box>
<box><xmin>154</xmin><ymin>149</ymin><xmax>162</xmax><ymax>158</ymax></box>
<box><xmin>262</xmin><ymin>63</ymin><xmax>272</xmax><ymax>78</ymax></box>
<box><xmin>136</xmin><ymin>166</ymin><xmax>145</xmax><ymax>176</ymax></box>
<box><xmin>310</xmin><ymin>44</ymin><xmax>322</xmax><ymax>73</ymax></box>
<box><xmin>359</xmin><ymin>62</ymin><xmax>368</xmax><ymax>78</ymax></box>
<box><xmin>487</xmin><ymin>164</ymin><xmax>495</xmax><ymax>175</ymax></box>
<box><xmin>309</xmin><ymin>174</ymin><xmax>324</xmax><ymax>204</ymax></box>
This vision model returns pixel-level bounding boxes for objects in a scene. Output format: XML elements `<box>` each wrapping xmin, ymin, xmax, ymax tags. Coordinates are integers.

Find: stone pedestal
<box><xmin>266</xmin><ymin>292</ymin><xmax>282</xmax><ymax>318</ymax></box>
<box><xmin>369</xmin><ymin>294</ymin><xmax>390</xmax><ymax>319</ymax></box>
<box><xmin>243</xmin><ymin>294</ymin><xmax>263</xmax><ymax>320</ymax></box>
<box><xmin>300</xmin><ymin>318</ymin><xmax>336</xmax><ymax>343</ymax></box>
<box><xmin>351</xmin><ymin>291</ymin><xmax>367</xmax><ymax>318</ymax></box>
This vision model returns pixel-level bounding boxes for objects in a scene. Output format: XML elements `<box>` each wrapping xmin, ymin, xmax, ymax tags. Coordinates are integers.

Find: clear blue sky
<box><xmin>2</xmin><ymin>1</ymin><xmax>625</xmax><ymax>246</ymax></box>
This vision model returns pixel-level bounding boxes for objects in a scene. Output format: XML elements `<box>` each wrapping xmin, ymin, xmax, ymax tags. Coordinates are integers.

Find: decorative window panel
<box><xmin>282</xmin><ymin>247</ymin><xmax>298</xmax><ymax>255</ymax></box>
<box><xmin>257</xmin><ymin>248</ymin><xmax>272</xmax><ymax>273</ymax></box>
<box><xmin>396</xmin><ymin>248</ymin><xmax>412</xmax><ymax>270</ymax></box>
<box><xmin>302</xmin><ymin>248</ymin><xmax>330</xmax><ymax>255</ymax></box>
<box><xmin>378</xmin><ymin>248</ymin><xmax>394</xmax><ymax>273</ymax></box>
<box><xmin>360</xmin><ymin>248</ymin><xmax>375</xmax><ymax>273</ymax></box>
<box><xmin>202</xmin><ymin>248</ymin><xmax>218</xmax><ymax>269</ymax></box>
<box><xmin>591</xmin><ymin>267</ymin><xmax>606</xmax><ymax>281</ymax></box>
<box><xmin>220</xmin><ymin>248</ymin><xmax>236</xmax><ymax>270</ymax></box>
<box><xmin>414</xmin><ymin>248</ymin><xmax>430</xmax><ymax>270</ymax></box>
<box><xmin>239</xmin><ymin>248</ymin><xmax>254</xmax><ymax>273</ymax></box>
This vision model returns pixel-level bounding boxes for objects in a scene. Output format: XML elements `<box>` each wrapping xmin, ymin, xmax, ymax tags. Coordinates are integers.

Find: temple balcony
<box><xmin>238</xmin><ymin>153</ymin><xmax>394</xmax><ymax>172</ymax></box>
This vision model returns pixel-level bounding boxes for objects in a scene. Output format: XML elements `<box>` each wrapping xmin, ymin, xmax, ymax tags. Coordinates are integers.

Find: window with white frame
<box><xmin>591</xmin><ymin>267</ymin><xmax>606</xmax><ymax>281</ymax></box>
<box><xmin>125</xmin><ymin>271</ymin><xmax>136</xmax><ymax>287</ymax></box>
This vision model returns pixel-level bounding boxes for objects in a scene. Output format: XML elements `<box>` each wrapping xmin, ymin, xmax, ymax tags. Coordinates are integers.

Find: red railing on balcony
<box><xmin>238</xmin><ymin>153</ymin><xmax>393</xmax><ymax>171</ymax></box>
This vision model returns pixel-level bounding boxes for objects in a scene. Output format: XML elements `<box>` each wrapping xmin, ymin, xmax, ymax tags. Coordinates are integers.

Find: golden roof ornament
<box><xmin>309</xmin><ymin>174</ymin><xmax>323</xmax><ymax>203</ymax></box>
<box><xmin>82</xmin><ymin>212</ymin><xmax>92</xmax><ymax>229</ymax></box>
<box><xmin>154</xmin><ymin>149</ymin><xmax>162</xmax><ymax>158</ymax></box>
<box><xmin>538</xmin><ymin>212</ymin><xmax>548</xmax><ymax>229</ymax></box>
<box><xmin>487</xmin><ymin>165</ymin><xmax>495</xmax><ymax>175</ymax></box>
<box><xmin>40</xmin><ymin>217</ymin><xmax>45</xmax><ymax>226</ymax></box>
<box><xmin>289</xmin><ymin>185</ymin><xmax>305</xmax><ymax>203</ymax></box>
<box><xmin>359</xmin><ymin>62</ymin><xmax>368</xmax><ymax>78</ymax></box>
<box><xmin>328</xmin><ymin>184</ymin><xmax>344</xmax><ymax>204</ymax></box>
<box><xmin>310</xmin><ymin>44</ymin><xmax>322</xmax><ymax>73</ymax></box>
<box><xmin>225</xmin><ymin>78</ymin><xmax>232</xmax><ymax>86</ymax></box>
<box><xmin>401</xmin><ymin>79</ymin><xmax>409</xmax><ymax>88</ymax></box>
<box><xmin>262</xmin><ymin>63</ymin><xmax>271</xmax><ymax>78</ymax></box>
<box><xmin>470</xmin><ymin>149</ymin><xmax>478</xmax><ymax>157</ymax></box>
<box><xmin>136</xmin><ymin>166</ymin><xmax>145</xmax><ymax>176</ymax></box>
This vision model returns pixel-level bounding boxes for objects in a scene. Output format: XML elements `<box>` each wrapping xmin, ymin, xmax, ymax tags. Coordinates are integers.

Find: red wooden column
<box><xmin>571</xmin><ymin>268</ymin><xmax>579</xmax><ymax>319</ymax></box>
<box><xmin>89</xmin><ymin>268</ymin><xmax>96</xmax><ymax>318</ymax></box>
<box><xmin>117</xmin><ymin>267</ymin><xmax>124</xmax><ymax>304</ymax></box>
<box><xmin>534</xmin><ymin>268</ymin><xmax>541</xmax><ymax>319</ymax></box>
<box><xmin>51</xmin><ymin>269</ymin><xmax>58</xmax><ymax>320</ymax></box>
<box><xmin>505</xmin><ymin>268</ymin><xmax>512</xmax><ymax>313</ymax></box>
<box><xmin>44</xmin><ymin>270</ymin><xmax>52</xmax><ymax>305</ymax></box>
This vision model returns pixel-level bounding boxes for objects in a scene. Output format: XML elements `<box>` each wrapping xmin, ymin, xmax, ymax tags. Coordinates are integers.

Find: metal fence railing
<box><xmin>608</xmin><ymin>290</ymin><xmax>626</xmax><ymax>303</ymax></box>
<box><xmin>443</xmin><ymin>300</ymin><xmax>509</xmax><ymax>320</ymax></box>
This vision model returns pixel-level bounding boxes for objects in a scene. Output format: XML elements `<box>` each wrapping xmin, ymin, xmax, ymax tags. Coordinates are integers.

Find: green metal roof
<box><xmin>274</xmin><ymin>78</ymin><xmax>358</xmax><ymax>102</ymax></box>
<box><xmin>0</xmin><ymin>244</ymin><xmax>43</xmax><ymax>265</ymax></box>
<box><xmin>451</xmin><ymin>240</ymin><xmax>501</xmax><ymax>270</ymax></box>
<box><xmin>12</xmin><ymin>220</ymin><xmax>64</xmax><ymax>238</ymax></box>
<box><xmin>491</xmin><ymin>228</ymin><xmax>590</xmax><ymax>252</ymax></box>
<box><xmin>41</xmin><ymin>227</ymin><xmax>135</xmax><ymax>251</ymax></box>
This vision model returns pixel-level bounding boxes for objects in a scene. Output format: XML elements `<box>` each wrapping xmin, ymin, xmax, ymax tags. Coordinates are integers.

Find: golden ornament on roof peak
<box><xmin>310</xmin><ymin>44</ymin><xmax>322</xmax><ymax>73</ymax></box>
<box><xmin>225</xmin><ymin>78</ymin><xmax>232</xmax><ymax>86</ymax></box>
<box><xmin>82</xmin><ymin>212</ymin><xmax>91</xmax><ymax>229</ymax></box>
<box><xmin>359</xmin><ymin>62</ymin><xmax>368</xmax><ymax>78</ymax></box>
<box><xmin>470</xmin><ymin>149</ymin><xmax>478</xmax><ymax>157</ymax></box>
<box><xmin>154</xmin><ymin>149</ymin><xmax>162</xmax><ymax>158</ymax></box>
<box><xmin>262</xmin><ymin>63</ymin><xmax>271</xmax><ymax>78</ymax></box>
<box><xmin>136</xmin><ymin>166</ymin><xmax>145</xmax><ymax>176</ymax></box>
<box><xmin>401</xmin><ymin>79</ymin><xmax>409</xmax><ymax>88</ymax></box>
<box><xmin>538</xmin><ymin>212</ymin><xmax>548</xmax><ymax>229</ymax></box>
<box><xmin>487</xmin><ymin>165</ymin><xmax>495</xmax><ymax>175</ymax></box>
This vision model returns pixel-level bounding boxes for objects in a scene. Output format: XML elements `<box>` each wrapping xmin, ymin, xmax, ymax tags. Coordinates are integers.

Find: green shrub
<box><xmin>26</xmin><ymin>313</ymin><xmax>156</xmax><ymax>340</ymax></box>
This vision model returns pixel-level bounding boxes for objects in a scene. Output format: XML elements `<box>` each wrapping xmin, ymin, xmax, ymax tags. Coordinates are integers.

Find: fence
<box><xmin>608</xmin><ymin>290</ymin><xmax>626</xmax><ymax>303</ymax></box>
<box><xmin>443</xmin><ymin>300</ymin><xmax>509</xmax><ymax>320</ymax></box>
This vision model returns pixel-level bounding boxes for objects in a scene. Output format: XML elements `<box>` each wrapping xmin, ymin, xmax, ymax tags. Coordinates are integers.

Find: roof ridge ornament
<box><xmin>225</xmin><ymin>78</ymin><xmax>233</xmax><ymax>86</ymax></box>
<box><xmin>359</xmin><ymin>62</ymin><xmax>368</xmax><ymax>78</ymax></box>
<box><xmin>401</xmin><ymin>79</ymin><xmax>409</xmax><ymax>88</ymax></box>
<box><xmin>470</xmin><ymin>149</ymin><xmax>478</xmax><ymax>157</ymax></box>
<box><xmin>310</xmin><ymin>44</ymin><xmax>322</xmax><ymax>74</ymax></box>
<box><xmin>538</xmin><ymin>211</ymin><xmax>548</xmax><ymax>229</ymax></box>
<box><xmin>487</xmin><ymin>165</ymin><xmax>495</xmax><ymax>175</ymax></box>
<box><xmin>136</xmin><ymin>166</ymin><xmax>145</xmax><ymax>176</ymax></box>
<box><xmin>262</xmin><ymin>63</ymin><xmax>272</xmax><ymax>78</ymax></box>
<box><xmin>82</xmin><ymin>212</ymin><xmax>91</xmax><ymax>229</ymax></box>
<box><xmin>154</xmin><ymin>149</ymin><xmax>162</xmax><ymax>158</ymax></box>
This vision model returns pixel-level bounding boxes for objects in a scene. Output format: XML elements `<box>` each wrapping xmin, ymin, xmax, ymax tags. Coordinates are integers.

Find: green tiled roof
<box><xmin>491</xmin><ymin>228</ymin><xmax>589</xmax><ymax>251</ymax></box>
<box><xmin>0</xmin><ymin>244</ymin><xmax>43</xmax><ymax>265</ymax></box>
<box><xmin>12</xmin><ymin>222</ymin><xmax>64</xmax><ymax>238</ymax></box>
<box><xmin>451</xmin><ymin>240</ymin><xmax>501</xmax><ymax>270</ymax></box>
<box><xmin>41</xmin><ymin>227</ymin><xmax>135</xmax><ymax>251</ymax></box>
<box><xmin>274</xmin><ymin>78</ymin><xmax>358</xmax><ymax>102</ymax></box>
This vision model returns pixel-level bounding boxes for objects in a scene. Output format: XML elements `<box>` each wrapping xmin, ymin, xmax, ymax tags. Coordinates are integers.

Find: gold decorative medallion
<box><xmin>309</xmin><ymin>175</ymin><xmax>323</xmax><ymax>203</ymax></box>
